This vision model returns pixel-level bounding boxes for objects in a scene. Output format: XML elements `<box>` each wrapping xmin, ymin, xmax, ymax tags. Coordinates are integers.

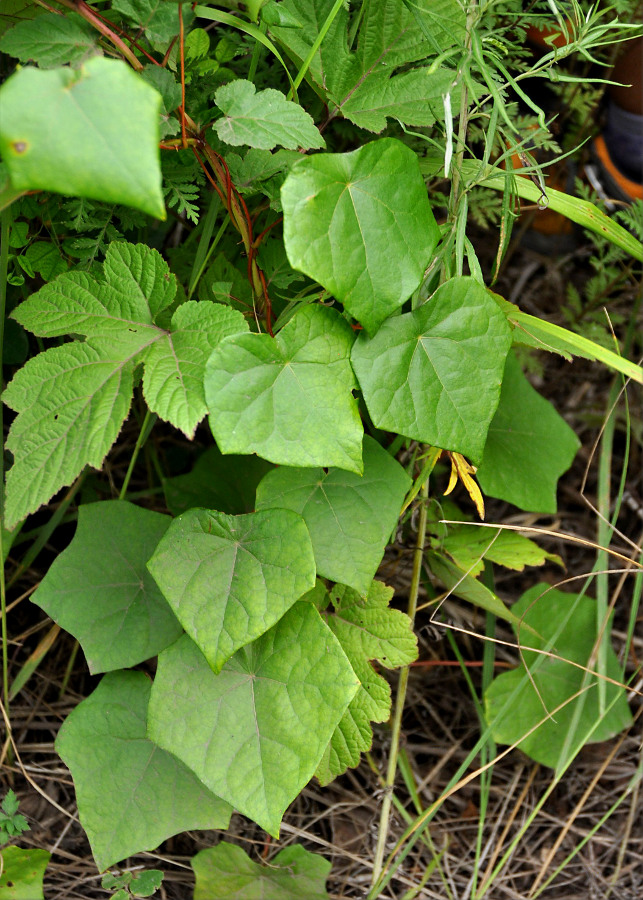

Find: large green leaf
<box><xmin>476</xmin><ymin>352</ymin><xmax>580</xmax><ymax>513</ymax></box>
<box><xmin>213</xmin><ymin>79</ymin><xmax>325</xmax><ymax>150</ymax></box>
<box><xmin>0</xmin><ymin>11</ymin><xmax>99</xmax><ymax>68</ymax></box>
<box><xmin>0</xmin><ymin>847</ymin><xmax>50</xmax><ymax>900</ymax></box>
<box><xmin>192</xmin><ymin>843</ymin><xmax>331</xmax><ymax>900</ymax></box>
<box><xmin>4</xmin><ymin>242</ymin><xmax>247</xmax><ymax>528</ymax></box>
<box><xmin>484</xmin><ymin>585</ymin><xmax>633</xmax><ymax>770</ymax></box>
<box><xmin>316</xmin><ymin>581</ymin><xmax>417</xmax><ymax>785</ymax></box>
<box><xmin>205</xmin><ymin>304</ymin><xmax>363</xmax><ymax>472</ymax></box>
<box><xmin>163</xmin><ymin>445</ymin><xmax>273</xmax><ymax>516</ymax></box>
<box><xmin>270</xmin><ymin>0</ymin><xmax>465</xmax><ymax>131</ymax></box>
<box><xmin>30</xmin><ymin>501</ymin><xmax>179</xmax><ymax>674</ymax></box>
<box><xmin>56</xmin><ymin>671</ymin><xmax>231</xmax><ymax>871</ymax></box>
<box><xmin>0</xmin><ymin>57</ymin><xmax>165</xmax><ymax>218</ymax></box>
<box><xmin>256</xmin><ymin>436</ymin><xmax>410</xmax><ymax>594</ymax></box>
<box><xmin>147</xmin><ymin>603</ymin><xmax>359</xmax><ymax>836</ymax></box>
<box><xmin>281</xmin><ymin>139</ymin><xmax>439</xmax><ymax>333</ymax></box>
<box><xmin>351</xmin><ymin>277</ymin><xmax>512</xmax><ymax>462</ymax></box>
<box><xmin>147</xmin><ymin>507</ymin><xmax>316</xmax><ymax>673</ymax></box>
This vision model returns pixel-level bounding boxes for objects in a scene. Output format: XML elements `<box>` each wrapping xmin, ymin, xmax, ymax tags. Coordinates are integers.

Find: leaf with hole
<box><xmin>475</xmin><ymin>352</ymin><xmax>580</xmax><ymax>512</ymax></box>
<box><xmin>56</xmin><ymin>671</ymin><xmax>231</xmax><ymax>871</ymax></box>
<box><xmin>484</xmin><ymin>585</ymin><xmax>633</xmax><ymax>769</ymax></box>
<box><xmin>256</xmin><ymin>436</ymin><xmax>410</xmax><ymax>594</ymax></box>
<box><xmin>351</xmin><ymin>277</ymin><xmax>512</xmax><ymax>462</ymax></box>
<box><xmin>281</xmin><ymin>138</ymin><xmax>439</xmax><ymax>333</ymax></box>
<box><xmin>31</xmin><ymin>501</ymin><xmax>179</xmax><ymax>674</ymax></box>
<box><xmin>147</xmin><ymin>603</ymin><xmax>359</xmax><ymax>835</ymax></box>
<box><xmin>0</xmin><ymin>57</ymin><xmax>165</xmax><ymax>218</ymax></box>
<box><xmin>0</xmin><ymin>847</ymin><xmax>50</xmax><ymax>900</ymax></box>
<box><xmin>192</xmin><ymin>842</ymin><xmax>331</xmax><ymax>900</ymax></box>
<box><xmin>205</xmin><ymin>304</ymin><xmax>363</xmax><ymax>472</ymax></box>
<box><xmin>316</xmin><ymin>581</ymin><xmax>417</xmax><ymax>785</ymax></box>
<box><xmin>147</xmin><ymin>507</ymin><xmax>316</xmax><ymax>673</ymax></box>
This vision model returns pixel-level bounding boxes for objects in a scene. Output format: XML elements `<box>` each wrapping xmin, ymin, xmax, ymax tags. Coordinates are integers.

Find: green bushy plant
<box><xmin>0</xmin><ymin>1</ymin><xmax>641</xmax><ymax>896</ymax></box>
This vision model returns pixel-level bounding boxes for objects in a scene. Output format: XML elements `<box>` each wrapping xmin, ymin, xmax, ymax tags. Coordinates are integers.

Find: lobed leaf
<box><xmin>56</xmin><ymin>671</ymin><xmax>232</xmax><ymax>871</ymax></box>
<box><xmin>281</xmin><ymin>138</ymin><xmax>439</xmax><ymax>333</ymax></box>
<box><xmin>351</xmin><ymin>276</ymin><xmax>512</xmax><ymax>462</ymax></box>
<box><xmin>214</xmin><ymin>79</ymin><xmax>325</xmax><ymax>150</ymax></box>
<box><xmin>256</xmin><ymin>436</ymin><xmax>410</xmax><ymax>594</ymax></box>
<box><xmin>4</xmin><ymin>242</ymin><xmax>248</xmax><ymax>527</ymax></box>
<box><xmin>31</xmin><ymin>501</ymin><xmax>180</xmax><ymax>674</ymax></box>
<box><xmin>205</xmin><ymin>304</ymin><xmax>363</xmax><ymax>472</ymax></box>
<box><xmin>147</xmin><ymin>507</ymin><xmax>316</xmax><ymax>673</ymax></box>
<box><xmin>147</xmin><ymin>603</ymin><xmax>359</xmax><ymax>836</ymax></box>
<box><xmin>316</xmin><ymin>581</ymin><xmax>417</xmax><ymax>784</ymax></box>
<box><xmin>440</xmin><ymin>524</ymin><xmax>563</xmax><ymax>577</ymax></box>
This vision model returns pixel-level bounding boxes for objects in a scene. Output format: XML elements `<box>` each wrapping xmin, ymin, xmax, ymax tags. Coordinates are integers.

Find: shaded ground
<box><xmin>2</xmin><ymin>212</ymin><xmax>642</xmax><ymax>899</ymax></box>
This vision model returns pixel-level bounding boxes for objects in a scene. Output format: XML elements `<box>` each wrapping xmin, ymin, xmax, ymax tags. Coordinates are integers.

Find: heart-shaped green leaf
<box><xmin>256</xmin><ymin>436</ymin><xmax>410</xmax><ymax>593</ymax></box>
<box><xmin>147</xmin><ymin>507</ymin><xmax>316</xmax><ymax>673</ymax></box>
<box><xmin>205</xmin><ymin>304</ymin><xmax>363</xmax><ymax>472</ymax></box>
<box><xmin>147</xmin><ymin>603</ymin><xmax>359</xmax><ymax>835</ymax></box>
<box><xmin>31</xmin><ymin>501</ymin><xmax>179</xmax><ymax>674</ymax></box>
<box><xmin>192</xmin><ymin>843</ymin><xmax>331</xmax><ymax>900</ymax></box>
<box><xmin>281</xmin><ymin>138</ymin><xmax>439</xmax><ymax>333</ymax></box>
<box><xmin>0</xmin><ymin>57</ymin><xmax>164</xmax><ymax>218</ymax></box>
<box><xmin>56</xmin><ymin>671</ymin><xmax>231</xmax><ymax>870</ymax></box>
<box><xmin>484</xmin><ymin>585</ymin><xmax>633</xmax><ymax>769</ymax></box>
<box><xmin>351</xmin><ymin>277</ymin><xmax>512</xmax><ymax>462</ymax></box>
<box><xmin>476</xmin><ymin>352</ymin><xmax>580</xmax><ymax>512</ymax></box>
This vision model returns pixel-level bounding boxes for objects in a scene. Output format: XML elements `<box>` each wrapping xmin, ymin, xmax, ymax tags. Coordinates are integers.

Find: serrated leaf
<box><xmin>214</xmin><ymin>79</ymin><xmax>325</xmax><ymax>150</ymax></box>
<box><xmin>0</xmin><ymin>57</ymin><xmax>165</xmax><ymax>218</ymax></box>
<box><xmin>476</xmin><ymin>352</ymin><xmax>580</xmax><ymax>512</ymax></box>
<box><xmin>56</xmin><ymin>671</ymin><xmax>231</xmax><ymax>870</ymax></box>
<box><xmin>3</xmin><ymin>342</ymin><xmax>137</xmax><ymax>530</ymax></box>
<box><xmin>112</xmin><ymin>0</ymin><xmax>187</xmax><ymax>46</ymax></box>
<box><xmin>142</xmin><ymin>300</ymin><xmax>248</xmax><ymax>437</ymax></box>
<box><xmin>30</xmin><ymin>501</ymin><xmax>180</xmax><ymax>674</ymax></box>
<box><xmin>163</xmin><ymin>445</ymin><xmax>273</xmax><ymax>516</ymax></box>
<box><xmin>281</xmin><ymin>139</ymin><xmax>439</xmax><ymax>334</ymax></box>
<box><xmin>256</xmin><ymin>436</ymin><xmax>410</xmax><ymax>594</ymax></box>
<box><xmin>0</xmin><ymin>11</ymin><xmax>99</xmax><ymax>68</ymax></box>
<box><xmin>147</xmin><ymin>507</ymin><xmax>316</xmax><ymax>673</ymax></box>
<box><xmin>341</xmin><ymin>66</ymin><xmax>459</xmax><ymax>133</ymax></box>
<box><xmin>484</xmin><ymin>585</ymin><xmax>633</xmax><ymax>769</ymax></box>
<box><xmin>205</xmin><ymin>304</ymin><xmax>363</xmax><ymax>472</ymax></box>
<box><xmin>23</xmin><ymin>241</ymin><xmax>68</xmax><ymax>280</ymax></box>
<box><xmin>270</xmin><ymin>0</ymin><xmax>465</xmax><ymax>131</ymax></box>
<box><xmin>4</xmin><ymin>242</ymin><xmax>248</xmax><ymax>527</ymax></box>
<box><xmin>351</xmin><ymin>277</ymin><xmax>512</xmax><ymax>462</ymax></box>
<box><xmin>440</xmin><ymin>525</ymin><xmax>563</xmax><ymax>578</ymax></box>
<box><xmin>192</xmin><ymin>843</ymin><xmax>331</xmax><ymax>900</ymax></box>
<box><xmin>316</xmin><ymin>581</ymin><xmax>417</xmax><ymax>784</ymax></box>
<box><xmin>0</xmin><ymin>847</ymin><xmax>50</xmax><ymax>900</ymax></box>
<box><xmin>147</xmin><ymin>603</ymin><xmax>359</xmax><ymax>835</ymax></box>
